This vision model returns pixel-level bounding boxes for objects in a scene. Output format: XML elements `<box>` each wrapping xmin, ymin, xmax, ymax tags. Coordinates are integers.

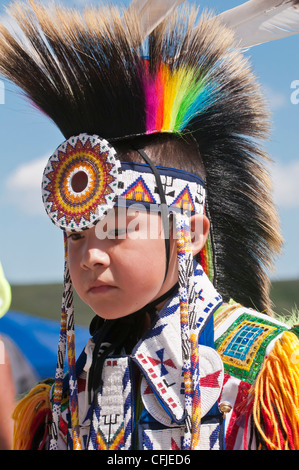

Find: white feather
<box><xmin>127</xmin><ymin>0</ymin><xmax>186</xmax><ymax>41</ymax></box>
<box><xmin>217</xmin><ymin>0</ymin><xmax>299</xmax><ymax>48</ymax></box>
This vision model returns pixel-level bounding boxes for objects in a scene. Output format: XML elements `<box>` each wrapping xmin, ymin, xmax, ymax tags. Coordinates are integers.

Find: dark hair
<box><xmin>114</xmin><ymin>133</ymin><xmax>206</xmax><ymax>181</ymax></box>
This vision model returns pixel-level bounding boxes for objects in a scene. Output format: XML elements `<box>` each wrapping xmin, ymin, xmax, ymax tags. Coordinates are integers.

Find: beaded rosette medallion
<box><xmin>42</xmin><ymin>134</ymin><xmax>122</xmax><ymax>232</ymax></box>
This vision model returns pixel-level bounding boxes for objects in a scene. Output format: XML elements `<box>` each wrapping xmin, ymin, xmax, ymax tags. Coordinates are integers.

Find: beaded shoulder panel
<box><xmin>214</xmin><ymin>304</ymin><xmax>288</xmax><ymax>384</ymax></box>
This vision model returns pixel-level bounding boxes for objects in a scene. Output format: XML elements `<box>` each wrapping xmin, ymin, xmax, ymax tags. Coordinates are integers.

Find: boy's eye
<box><xmin>109</xmin><ymin>223</ymin><xmax>141</xmax><ymax>239</ymax></box>
<box><xmin>68</xmin><ymin>233</ymin><xmax>84</xmax><ymax>241</ymax></box>
<box><xmin>110</xmin><ymin>228</ymin><xmax>127</xmax><ymax>238</ymax></box>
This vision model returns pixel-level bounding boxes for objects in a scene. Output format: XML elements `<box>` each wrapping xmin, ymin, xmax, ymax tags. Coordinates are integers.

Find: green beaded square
<box><xmin>215</xmin><ymin>312</ymin><xmax>287</xmax><ymax>384</ymax></box>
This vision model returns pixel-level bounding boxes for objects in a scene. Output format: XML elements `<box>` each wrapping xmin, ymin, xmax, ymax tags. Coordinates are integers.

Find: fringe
<box><xmin>247</xmin><ymin>331</ymin><xmax>299</xmax><ymax>450</ymax></box>
<box><xmin>12</xmin><ymin>382</ymin><xmax>52</xmax><ymax>450</ymax></box>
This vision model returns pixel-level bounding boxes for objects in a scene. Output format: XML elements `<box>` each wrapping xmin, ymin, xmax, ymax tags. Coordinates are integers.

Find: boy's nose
<box><xmin>81</xmin><ymin>248</ymin><xmax>110</xmax><ymax>270</ymax></box>
<box><xmin>81</xmin><ymin>233</ymin><xmax>110</xmax><ymax>270</ymax></box>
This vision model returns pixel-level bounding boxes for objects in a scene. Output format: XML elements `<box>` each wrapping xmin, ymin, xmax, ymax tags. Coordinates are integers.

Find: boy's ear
<box><xmin>190</xmin><ymin>214</ymin><xmax>210</xmax><ymax>256</ymax></box>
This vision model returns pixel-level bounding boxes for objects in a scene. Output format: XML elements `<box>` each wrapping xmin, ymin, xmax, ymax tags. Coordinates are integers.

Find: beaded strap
<box><xmin>50</xmin><ymin>234</ymin><xmax>81</xmax><ymax>450</ymax></box>
<box><xmin>176</xmin><ymin>213</ymin><xmax>201</xmax><ymax>450</ymax></box>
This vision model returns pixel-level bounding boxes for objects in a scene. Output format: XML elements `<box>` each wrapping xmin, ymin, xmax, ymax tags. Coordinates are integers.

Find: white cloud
<box><xmin>271</xmin><ymin>160</ymin><xmax>299</xmax><ymax>209</ymax></box>
<box><xmin>5</xmin><ymin>156</ymin><xmax>48</xmax><ymax>216</ymax></box>
<box><xmin>262</xmin><ymin>84</ymin><xmax>287</xmax><ymax>111</ymax></box>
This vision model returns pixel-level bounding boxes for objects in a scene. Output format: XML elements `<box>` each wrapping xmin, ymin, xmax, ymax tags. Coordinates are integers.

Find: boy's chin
<box><xmin>92</xmin><ymin>310</ymin><xmax>139</xmax><ymax>321</ymax></box>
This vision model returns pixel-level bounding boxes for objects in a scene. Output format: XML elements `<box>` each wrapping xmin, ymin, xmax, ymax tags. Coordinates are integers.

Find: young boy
<box><xmin>2</xmin><ymin>1</ymin><xmax>299</xmax><ymax>451</ymax></box>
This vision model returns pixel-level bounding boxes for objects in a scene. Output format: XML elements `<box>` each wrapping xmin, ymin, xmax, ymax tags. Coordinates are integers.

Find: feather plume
<box><xmin>127</xmin><ymin>0</ymin><xmax>186</xmax><ymax>42</ymax></box>
<box><xmin>217</xmin><ymin>0</ymin><xmax>299</xmax><ymax>48</ymax></box>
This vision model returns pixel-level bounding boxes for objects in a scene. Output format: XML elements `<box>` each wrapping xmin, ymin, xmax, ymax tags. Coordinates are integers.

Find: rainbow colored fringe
<box><xmin>142</xmin><ymin>59</ymin><xmax>216</xmax><ymax>136</ymax></box>
<box><xmin>247</xmin><ymin>331</ymin><xmax>299</xmax><ymax>450</ymax></box>
<box><xmin>198</xmin><ymin>235</ymin><xmax>214</xmax><ymax>282</ymax></box>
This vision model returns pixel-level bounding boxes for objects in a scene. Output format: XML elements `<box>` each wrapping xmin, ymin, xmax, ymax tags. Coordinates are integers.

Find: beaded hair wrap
<box><xmin>50</xmin><ymin>233</ymin><xmax>81</xmax><ymax>450</ymax></box>
<box><xmin>176</xmin><ymin>213</ymin><xmax>201</xmax><ymax>450</ymax></box>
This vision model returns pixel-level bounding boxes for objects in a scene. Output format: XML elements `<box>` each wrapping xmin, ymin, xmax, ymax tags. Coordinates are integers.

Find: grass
<box><xmin>270</xmin><ymin>279</ymin><xmax>299</xmax><ymax>323</ymax></box>
<box><xmin>10</xmin><ymin>283</ymin><xmax>94</xmax><ymax>327</ymax></box>
<box><xmin>6</xmin><ymin>280</ymin><xmax>299</xmax><ymax>326</ymax></box>
<box><xmin>8</xmin><ymin>278</ymin><xmax>299</xmax><ymax>328</ymax></box>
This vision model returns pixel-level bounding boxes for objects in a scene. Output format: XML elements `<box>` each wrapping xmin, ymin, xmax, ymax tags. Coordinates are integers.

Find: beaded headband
<box><xmin>42</xmin><ymin>133</ymin><xmax>205</xmax><ymax>233</ymax></box>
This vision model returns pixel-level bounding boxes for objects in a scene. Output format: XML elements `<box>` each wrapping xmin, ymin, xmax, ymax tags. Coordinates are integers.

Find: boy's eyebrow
<box><xmin>115</xmin><ymin>208</ymin><xmax>146</xmax><ymax>220</ymax></box>
<box><xmin>125</xmin><ymin>210</ymin><xmax>143</xmax><ymax>220</ymax></box>
<box><xmin>103</xmin><ymin>208</ymin><xmax>144</xmax><ymax>226</ymax></box>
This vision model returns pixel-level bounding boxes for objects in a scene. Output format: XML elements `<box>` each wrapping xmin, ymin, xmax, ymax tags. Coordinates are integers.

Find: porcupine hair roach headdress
<box><xmin>0</xmin><ymin>0</ymin><xmax>282</xmax><ymax>450</ymax></box>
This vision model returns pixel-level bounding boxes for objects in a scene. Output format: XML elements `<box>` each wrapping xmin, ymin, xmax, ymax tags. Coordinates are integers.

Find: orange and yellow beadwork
<box><xmin>42</xmin><ymin>134</ymin><xmax>121</xmax><ymax>232</ymax></box>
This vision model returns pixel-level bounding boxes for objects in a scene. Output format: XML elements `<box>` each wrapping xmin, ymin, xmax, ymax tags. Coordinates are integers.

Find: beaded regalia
<box><xmin>1</xmin><ymin>0</ymin><xmax>299</xmax><ymax>451</ymax></box>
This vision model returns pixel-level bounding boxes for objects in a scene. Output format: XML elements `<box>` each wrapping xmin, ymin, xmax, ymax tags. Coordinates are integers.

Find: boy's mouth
<box><xmin>88</xmin><ymin>282</ymin><xmax>116</xmax><ymax>295</ymax></box>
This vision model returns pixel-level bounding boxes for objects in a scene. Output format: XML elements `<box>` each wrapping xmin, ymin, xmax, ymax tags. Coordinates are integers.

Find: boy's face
<box><xmin>67</xmin><ymin>208</ymin><xmax>179</xmax><ymax>320</ymax></box>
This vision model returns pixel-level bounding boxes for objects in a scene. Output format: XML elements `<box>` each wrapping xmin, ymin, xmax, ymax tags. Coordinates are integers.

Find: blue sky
<box><xmin>0</xmin><ymin>0</ymin><xmax>298</xmax><ymax>285</ymax></box>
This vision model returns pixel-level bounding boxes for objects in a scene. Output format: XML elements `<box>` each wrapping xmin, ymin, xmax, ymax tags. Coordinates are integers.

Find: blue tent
<box><xmin>0</xmin><ymin>310</ymin><xmax>90</xmax><ymax>380</ymax></box>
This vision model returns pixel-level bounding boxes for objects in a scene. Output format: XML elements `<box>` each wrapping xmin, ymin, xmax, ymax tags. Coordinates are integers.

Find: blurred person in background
<box><xmin>0</xmin><ymin>262</ymin><xmax>14</xmax><ymax>450</ymax></box>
